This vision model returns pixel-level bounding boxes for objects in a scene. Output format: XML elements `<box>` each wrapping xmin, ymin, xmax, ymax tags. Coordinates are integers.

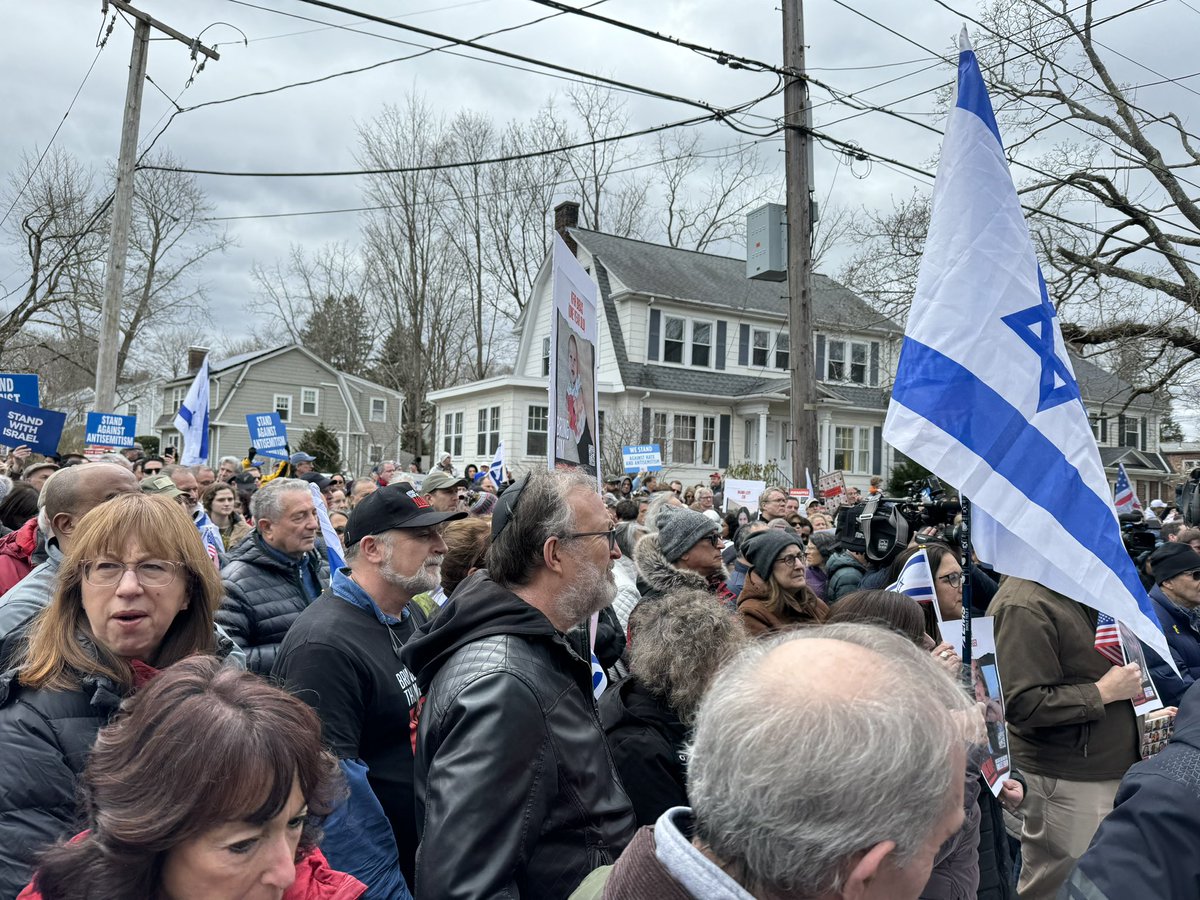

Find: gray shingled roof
<box><xmin>1099</xmin><ymin>447</ymin><xmax>1171</xmax><ymax>473</ymax></box>
<box><xmin>1070</xmin><ymin>352</ymin><xmax>1155</xmax><ymax>410</ymax></box>
<box><xmin>572</xmin><ymin>228</ymin><xmax>901</xmax><ymax>334</ymax></box>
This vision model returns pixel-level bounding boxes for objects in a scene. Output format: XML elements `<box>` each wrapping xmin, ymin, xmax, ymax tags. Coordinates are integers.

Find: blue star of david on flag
<box><xmin>1000</xmin><ymin>269</ymin><xmax>1081</xmax><ymax>412</ymax></box>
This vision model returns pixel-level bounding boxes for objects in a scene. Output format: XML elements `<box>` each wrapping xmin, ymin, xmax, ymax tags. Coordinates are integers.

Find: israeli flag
<box><xmin>588</xmin><ymin>610</ymin><xmax>607</xmax><ymax>698</ymax></box>
<box><xmin>173</xmin><ymin>356</ymin><xmax>210</xmax><ymax>466</ymax></box>
<box><xmin>886</xmin><ymin>547</ymin><xmax>938</xmax><ymax>617</ymax></box>
<box><xmin>309</xmin><ymin>484</ymin><xmax>347</xmax><ymax>573</ymax></box>
<box><xmin>882</xmin><ymin>29</ymin><xmax>1172</xmax><ymax>667</ymax></box>
<box><xmin>805</xmin><ymin>467</ymin><xmax>815</xmax><ymax>500</ymax></box>
<box><xmin>488</xmin><ymin>440</ymin><xmax>505</xmax><ymax>489</ymax></box>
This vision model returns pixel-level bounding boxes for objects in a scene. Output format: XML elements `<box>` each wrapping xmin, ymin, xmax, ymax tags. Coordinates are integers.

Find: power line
<box><xmin>138</xmin><ymin>92</ymin><xmax>782</xmax><ymax>177</ymax></box>
<box><xmin>522</xmin><ymin>0</ymin><xmax>788</xmax><ymax>75</ymax></box>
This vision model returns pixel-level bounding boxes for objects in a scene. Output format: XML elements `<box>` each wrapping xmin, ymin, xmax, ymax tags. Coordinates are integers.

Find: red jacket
<box><xmin>18</xmin><ymin>847</ymin><xmax>365</xmax><ymax>900</ymax></box>
<box><xmin>0</xmin><ymin>518</ymin><xmax>38</xmax><ymax>596</ymax></box>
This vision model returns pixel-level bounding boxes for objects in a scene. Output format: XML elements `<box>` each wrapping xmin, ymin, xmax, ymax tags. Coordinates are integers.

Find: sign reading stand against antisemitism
<box><xmin>85</xmin><ymin>412</ymin><xmax>136</xmax><ymax>449</ymax></box>
<box><xmin>246</xmin><ymin>412</ymin><xmax>290</xmax><ymax>460</ymax></box>
<box><xmin>548</xmin><ymin>234</ymin><xmax>601</xmax><ymax>485</ymax></box>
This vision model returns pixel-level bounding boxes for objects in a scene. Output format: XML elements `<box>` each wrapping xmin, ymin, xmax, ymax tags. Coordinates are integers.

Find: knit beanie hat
<box><xmin>470</xmin><ymin>491</ymin><xmax>497</xmax><ymax>517</ymax></box>
<box><xmin>1150</xmin><ymin>541</ymin><xmax>1200</xmax><ymax>585</ymax></box>
<box><xmin>743</xmin><ymin>529</ymin><xmax>804</xmax><ymax>581</ymax></box>
<box><xmin>656</xmin><ymin>506</ymin><xmax>719</xmax><ymax>563</ymax></box>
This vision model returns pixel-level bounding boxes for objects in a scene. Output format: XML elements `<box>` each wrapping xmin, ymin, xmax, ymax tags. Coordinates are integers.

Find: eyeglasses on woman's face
<box><xmin>775</xmin><ymin>552</ymin><xmax>806</xmax><ymax>569</ymax></box>
<box><xmin>937</xmin><ymin>571</ymin><xmax>966</xmax><ymax>589</ymax></box>
<box><xmin>83</xmin><ymin>559</ymin><xmax>182</xmax><ymax>587</ymax></box>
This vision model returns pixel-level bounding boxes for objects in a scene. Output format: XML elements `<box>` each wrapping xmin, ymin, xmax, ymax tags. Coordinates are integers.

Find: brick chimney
<box><xmin>187</xmin><ymin>346</ymin><xmax>210</xmax><ymax>374</ymax></box>
<box><xmin>554</xmin><ymin>200</ymin><xmax>580</xmax><ymax>255</ymax></box>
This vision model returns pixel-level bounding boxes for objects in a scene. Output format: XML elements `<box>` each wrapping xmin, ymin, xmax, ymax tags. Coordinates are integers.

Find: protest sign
<box><xmin>0</xmin><ymin>374</ymin><xmax>39</xmax><ymax>407</ymax></box>
<box><xmin>85</xmin><ymin>412</ymin><xmax>136</xmax><ymax>449</ymax></box>
<box><xmin>621</xmin><ymin>444</ymin><xmax>662</xmax><ymax>473</ymax></box>
<box><xmin>1118</xmin><ymin>622</ymin><xmax>1164</xmax><ymax>716</ymax></box>
<box><xmin>548</xmin><ymin>234</ymin><xmax>600</xmax><ymax>483</ymax></box>
<box><xmin>724</xmin><ymin>478</ymin><xmax>766</xmax><ymax>512</ymax></box>
<box><xmin>0</xmin><ymin>397</ymin><xmax>65</xmax><ymax>456</ymax></box>
<box><xmin>790</xmin><ymin>488</ymin><xmax>811</xmax><ymax>501</ymax></box>
<box><xmin>941</xmin><ymin>616</ymin><xmax>1010</xmax><ymax>795</ymax></box>
<box><xmin>818</xmin><ymin>470</ymin><xmax>846</xmax><ymax>509</ymax></box>
<box><xmin>246</xmin><ymin>412</ymin><xmax>289</xmax><ymax>459</ymax></box>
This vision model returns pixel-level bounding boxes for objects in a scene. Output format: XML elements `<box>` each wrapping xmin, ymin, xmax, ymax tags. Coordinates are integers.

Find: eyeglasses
<box><xmin>562</xmin><ymin>528</ymin><xmax>618</xmax><ymax>553</ymax></box>
<box><xmin>144</xmin><ymin>466</ymin><xmax>162</xmax><ymax>475</ymax></box>
<box><xmin>938</xmin><ymin>571</ymin><xmax>966</xmax><ymax>589</ymax></box>
<box><xmin>1183</xmin><ymin>570</ymin><xmax>1200</xmax><ymax>582</ymax></box>
<box><xmin>702</xmin><ymin>533</ymin><xmax>721</xmax><ymax>548</ymax></box>
<box><xmin>83</xmin><ymin>559</ymin><xmax>182</xmax><ymax>587</ymax></box>
<box><xmin>775</xmin><ymin>552</ymin><xmax>805</xmax><ymax>568</ymax></box>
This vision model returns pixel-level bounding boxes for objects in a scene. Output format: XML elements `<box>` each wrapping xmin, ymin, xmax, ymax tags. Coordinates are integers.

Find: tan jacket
<box><xmin>991</xmin><ymin>577</ymin><xmax>1138</xmax><ymax>781</ymax></box>
<box><xmin>735</xmin><ymin>573</ymin><xmax>828</xmax><ymax>637</ymax></box>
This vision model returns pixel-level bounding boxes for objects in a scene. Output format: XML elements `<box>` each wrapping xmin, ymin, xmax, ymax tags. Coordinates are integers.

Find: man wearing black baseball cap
<box><xmin>273</xmin><ymin>482</ymin><xmax>464</xmax><ymax>893</ymax></box>
<box><xmin>1146</xmin><ymin>542</ymin><xmax>1200</xmax><ymax>705</ymax></box>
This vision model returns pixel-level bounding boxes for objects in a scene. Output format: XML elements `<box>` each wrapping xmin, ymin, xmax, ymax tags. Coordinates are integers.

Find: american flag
<box><xmin>1095</xmin><ymin>612</ymin><xmax>1125</xmax><ymax>666</ymax></box>
<box><xmin>1113</xmin><ymin>463</ymin><xmax>1142</xmax><ymax>514</ymax></box>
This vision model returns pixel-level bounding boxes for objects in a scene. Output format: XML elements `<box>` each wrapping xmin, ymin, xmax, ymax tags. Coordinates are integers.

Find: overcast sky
<box><xmin>3</xmin><ymin>0</ymin><xmax>1197</xmax><ymax>424</ymax></box>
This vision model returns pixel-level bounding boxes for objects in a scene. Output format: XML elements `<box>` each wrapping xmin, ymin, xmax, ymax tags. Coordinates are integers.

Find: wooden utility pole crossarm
<box><xmin>782</xmin><ymin>0</ymin><xmax>818</xmax><ymax>486</ymax></box>
<box><xmin>92</xmin><ymin>2</ymin><xmax>218</xmax><ymax>414</ymax></box>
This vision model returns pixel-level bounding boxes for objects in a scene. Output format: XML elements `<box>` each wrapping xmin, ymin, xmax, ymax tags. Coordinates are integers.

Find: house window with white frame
<box><xmin>443</xmin><ymin>412</ymin><xmax>463</xmax><ymax>457</ymax></box>
<box><xmin>775</xmin><ymin>333</ymin><xmax>790</xmax><ymax>370</ymax></box>
<box><xmin>652</xmin><ymin>412</ymin><xmax>669</xmax><ymax>459</ymax></box>
<box><xmin>833</xmin><ymin>425</ymin><xmax>873</xmax><ymax>474</ymax></box>
<box><xmin>171</xmin><ymin>387</ymin><xmax>186</xmax><ymax>410</ymax></box>
<box><xmin>301</xmin><ymin>388</ymin><xmax>319</xmax><ymax>417</ymax></box>
<box><xmin>369</xmin><ymin>444</ymin><xmax>384</xmax><ymax>463</ymax></box>
<box><xmin>274</xmin><ymin>394</ymin><xmax>292</xmax><ymax>422</ymax></box>
<box><xmin>691</xmin><ymin>321</ymin><xmax>713</xmax><ymax>368</ymax></box>
<box><xmin>369</xmin><ymin>397</ymin><xmax>387</xmax><ymax>423</ymax></box>
<box><xmin>1123</xmin><ymin>416</ymin><xmax>1141</xmax><ymax>450</ymax></box>
<box><xmin>477</xmin><ymin>406</ymin><xmax>500</xmax><ymax>457</ymax></box>
<box><xmin>701</xmin><ymin>415</ymin><xmax>717</xmax><ymax>466</ymax></box>
<box><xmin>672</xmin><ymin>414</ymin><xmax>697</xmax><ymax>464</ymax></box>
<box><xmin>751</xmin><ymin>329</ymin><xmax>771</xmax><ymax>367</ymax></box>
<box><xmin>663</xmin><ymin>315</ymin><xmax>686</xmax><ymax>364</ymax></box>
<box><xmin>527</xmin><ymin>405</ymin><xmax>548</xmax><ymax>456</ymax></box>
<box><xmin>826</xmin><ymin>339</ymin><xmax>870</xmax><ymax>385</ymax></box>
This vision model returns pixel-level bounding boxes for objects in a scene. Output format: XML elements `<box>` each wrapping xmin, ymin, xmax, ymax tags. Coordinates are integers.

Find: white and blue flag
<box><xmin>488</xmin><ymin>440</ymin><xmax>506</xmax><ymax>489</ymax></box>
<box><xmin>309</xmin><ymin>484</ymin><xmax>347</xmax><ymax>573</ymax></box>
<box><xmin>589</xmin><ymin>610</ymin><xmax>607</xmax><ymax>698</ymax></box>
<box><xmin>886</xmin><ymin>547</ymin><xmax>938</xmax><ymax>616</ymax></box>
<box><xmin>173</xmin><ymin>356</ymin><xmax>210</xmax><ymax>466</ymax></box>
<box><xmin>882</xmin><ymin>29</ymin><xmax>1172</xmax><ymax>666</ymax></box>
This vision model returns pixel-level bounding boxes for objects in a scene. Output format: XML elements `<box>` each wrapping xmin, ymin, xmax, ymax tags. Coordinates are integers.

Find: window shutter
<box><xmin>872</xmin><ymin>426</ymin><xmax>883</xmax><ymax>475</ymax></box>
<box><xmin>870</xmin><ymin>342</ymin><xmax>880</xmax><ymax>386</ymax></box>
<box><xmin>1141</xmin><ymin>417</ymin><xmax>1147</xmax><ymax>451</ymax></box>
<box><xmin>815</xmin><ymin>334</ymin><xmax>826</xmax><ymax>380</ymax></box>
<box><xmin>640</xmin><ymin>407</ymin><xmax>651</xmax><ymax>444</ymax></box>
<box><xmin>715</xmin><ymin>321</ymin><xmax>727</xmax><ymax>370</ymax></box>
<box><xmin>1100</xmin><ymin>415</ymin><xmax>1108</xmax><ymax>443</ymax></box>
<box><xmin>719</xmin><ymin>414</ymin><xmax>731</xmax><ymax>468</ymax></box>
<box><xmin>1118</xmin><ymin>414</ymin><xmax>1128</xmax><ymax>447</ymax></box>
<box><xmin>738</xmin><ymin>324</ymin><xmax>750</xmax><ymax>366</ymax></box>
<box><xmin>648</xmin><ymin>309</ymin><xmax>661</xmax><ymax>361</ymax></box>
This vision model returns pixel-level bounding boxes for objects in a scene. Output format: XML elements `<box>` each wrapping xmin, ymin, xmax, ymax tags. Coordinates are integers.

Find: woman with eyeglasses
<box><xmin>202</xmin><ymin>482</ymin><xmax>252</xmax><ymax>552</ymax></box>
<box><xmin>734</xmin><ymin>529</ymin><xmax>829</xmax><ymax>637</ymax></box>
<box><xmin>0</xmin><ymin>493</ymin><xmax>229</xmax><ymax>898</ymax></box>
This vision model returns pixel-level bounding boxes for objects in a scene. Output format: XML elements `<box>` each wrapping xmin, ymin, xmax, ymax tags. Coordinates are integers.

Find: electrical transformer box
<box><xmin>746</xmin><ymin>203</ymin><xmax>787</xmax><ymax>282</ymax></box>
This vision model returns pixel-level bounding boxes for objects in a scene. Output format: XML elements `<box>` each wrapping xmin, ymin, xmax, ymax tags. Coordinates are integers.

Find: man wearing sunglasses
<box><xmin>402</xmin><ymin>470</ymin><xmax>635</xmax><ymax>899</ymax></box>
<box><xmin>1145</xmin><ymin>542</ymin><xmax>1200</xmax><ymax>706</ymax></box>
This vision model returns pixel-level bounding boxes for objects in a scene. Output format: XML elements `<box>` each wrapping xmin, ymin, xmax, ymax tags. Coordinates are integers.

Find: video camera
<box><xmin>837</xmin><ymin>476</ymin><xmax>963</xmax><ymax>564</ymax></box>
<box><xmin>1118</xmin><ymin>511</ymin><xmax>1157</xmax><ymax>562</ymax></box>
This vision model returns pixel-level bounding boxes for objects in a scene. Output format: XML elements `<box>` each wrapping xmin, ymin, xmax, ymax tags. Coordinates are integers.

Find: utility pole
<box><xmin>782</xmin><ymin>0</ymin><xmax>818</xmax><ymax>488</ymax></box>
<box><xmin>93</xmin><ymin>0</ymin><xmax>218</xmax><ymax>413</ymax></box>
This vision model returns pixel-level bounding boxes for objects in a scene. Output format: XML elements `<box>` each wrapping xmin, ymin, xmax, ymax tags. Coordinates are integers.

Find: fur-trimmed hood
<box><xmin>634</xmin><ymin>533</ymin><xmax>728</xmax><ymax>602</ymax></box>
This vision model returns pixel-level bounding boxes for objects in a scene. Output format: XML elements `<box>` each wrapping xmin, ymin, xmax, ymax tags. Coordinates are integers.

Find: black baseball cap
<box><xmin>345</xmin><ymin>481</ymin><xmax>465</xmax><ymax>546</ymax></box>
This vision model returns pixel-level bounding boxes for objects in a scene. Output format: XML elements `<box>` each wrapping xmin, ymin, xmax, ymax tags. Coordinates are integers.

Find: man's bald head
<box><xmin>688</xmin><ymin>624</ymin><xmax>976</xmax><ymax>899</ymax></box>
<box><xmin>40</xmin><ymin>462</ymin><xmax>140</xmax><ymax>548</ymax></box>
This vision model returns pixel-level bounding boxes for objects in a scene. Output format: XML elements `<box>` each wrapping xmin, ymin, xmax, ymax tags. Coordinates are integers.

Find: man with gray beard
<box><xmin>274</xmin><ymin>483</ymin><xmax>464</xmax><ymax>898</ymax></box>
<box><xmin>402</xmin><ymin>469</ymin><xmax>636</xmax><ymax>899</ymax></box>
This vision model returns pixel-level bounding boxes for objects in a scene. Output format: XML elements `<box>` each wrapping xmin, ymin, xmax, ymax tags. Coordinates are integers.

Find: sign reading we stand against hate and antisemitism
<box><xmin>621</xmin><ymin>444</ymin><xmax>662</xmax><ymax>473</ymax></box>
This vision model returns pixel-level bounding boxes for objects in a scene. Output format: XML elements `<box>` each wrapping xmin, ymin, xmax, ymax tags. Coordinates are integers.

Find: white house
<box><xmin>428</xmin><ymin>203</ymin><xmax>903</xmax><ymax>489</ymax></box>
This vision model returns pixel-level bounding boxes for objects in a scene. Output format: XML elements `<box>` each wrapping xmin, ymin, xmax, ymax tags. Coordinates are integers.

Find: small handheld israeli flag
<box><xmin>589</xmin><ymin>610</ymin><xmax>607</xmax><ymax>698</ymax></box>
<box><xmin>309</xmin><ymin>484</ymin><xmax>346</xmax><ymax>573</ymax></box>
<box><xmin>489</xmin><ymin>441</ymin><xmax>505</xmax><ymax>489</ymax></box>
<box><xmin>882</xmin><ymin>28</ymin><xmax>1171</xmax><ymax>668</ymax></box>
<box><xmin>173</xmin><ymin>356</ymin><xmax>209</xmax><ymax>466</ymax></box>
<box><xmin>886</xmin><ymin>547</ymin><xmax>940</xmax><ymax>620</ymax></box>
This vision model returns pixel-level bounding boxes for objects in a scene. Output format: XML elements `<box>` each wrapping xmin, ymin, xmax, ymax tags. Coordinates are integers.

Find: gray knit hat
<box><xmin>808</xmin><ymin>530</ymin><xmax>839</xmax><ymax>561</ymax></box>
<box><xmin>656</xmin><ymin>506</ymin><xmax>719</xmax><ymax>563</ymax></box>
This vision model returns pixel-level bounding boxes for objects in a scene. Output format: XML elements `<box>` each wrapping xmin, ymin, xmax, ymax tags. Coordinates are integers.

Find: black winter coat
<box><xmin>598</xmin><ymin>676</ymin><xmax>689</xmax><ymax>827</ymax></box>
<box><xmin>401</xmin><ymin>571</ymin><xmax>636</xmax><ymax>900</ymax></box>
<box><xmin>975</xmin><ymin>771</ymin><xmax>1022</xmax><ymax>900</ymax></box>
<box><xmin>0</xmin><ymin>668</ymin><xmax>125</xmax><ymax>899</ymax></box>
<box><xmin>217</xmin><ymin>531</ymin><xmax>329</xmax><ymax>674</ymax></box>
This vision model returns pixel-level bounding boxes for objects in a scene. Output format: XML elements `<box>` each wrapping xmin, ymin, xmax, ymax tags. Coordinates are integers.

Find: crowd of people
<box><xmin>0</xmin><ymin>442</ymin><xmax>1197</xmax><ymax>899</ymax></box>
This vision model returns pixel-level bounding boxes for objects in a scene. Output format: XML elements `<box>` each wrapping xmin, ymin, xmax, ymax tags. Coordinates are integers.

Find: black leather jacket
<box><xmin>402</xmin><ymin>571</ymin><xmax>635</xmax><ymax>900</ymax></box>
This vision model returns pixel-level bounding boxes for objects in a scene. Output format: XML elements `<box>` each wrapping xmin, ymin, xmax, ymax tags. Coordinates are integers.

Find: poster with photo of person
<box><xmin>548</xmin><ymin>234</ymin><xmax>600</xmax><ymax>482</ymax></box>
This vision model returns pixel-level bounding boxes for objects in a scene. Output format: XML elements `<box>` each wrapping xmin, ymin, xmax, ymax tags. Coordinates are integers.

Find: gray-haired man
<box><xmin>402</xmin><ymin>469</ymin><xmax>635</xmax><ymax>899</ymax></box>
<box><xmin>573</xmin><ymin>623</ymin><xmax>977</xmax><ymax>899</ymax></box>
<box><xmin>217</xmin><ymin>478</ymin><xmax>329</xmax><ymax>674</ymax></box>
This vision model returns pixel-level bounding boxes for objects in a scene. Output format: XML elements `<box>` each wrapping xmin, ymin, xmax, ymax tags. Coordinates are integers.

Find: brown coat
<box><xmin>735</xmin><ymin>572</ymin><xmax>829</xmax><ymax>637</ymax></box>
<box><xmin>991</xmin><ymin>577</ymin><xmax>1139</xmax><ymax>781</ymax></box>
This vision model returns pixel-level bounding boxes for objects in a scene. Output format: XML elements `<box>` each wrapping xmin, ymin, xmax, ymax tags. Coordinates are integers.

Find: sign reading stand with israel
<box><xmin>882</xmin><ymin>29</ymin><xmax>1173</xmax><ymax>669</ymax></box>
<box><xmin>0</xmin><ymin>397</ymin><xmax>66</xmax><ymax>456</ymax></box>
<box><xmin>85</xmin><ymin>412</ymin><xmax>136</xmax><ymax>449</ymax></box>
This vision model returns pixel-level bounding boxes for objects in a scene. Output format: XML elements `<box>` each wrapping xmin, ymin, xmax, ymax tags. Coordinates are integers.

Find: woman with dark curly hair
<box><xmin>19</xmin><ymin>655</ymin><xmax>363</xmax><ymax>900</ymax></box>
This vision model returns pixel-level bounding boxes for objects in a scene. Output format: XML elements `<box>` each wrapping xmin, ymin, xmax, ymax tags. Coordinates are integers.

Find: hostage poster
<box><xmin>548</xmin><ymin>234</ymin><xmax>600</xmax><ymax>482</ymax></box>
<box><xmin>941</xmin><ymin>616</ymin><xmax>1011</xmax><ymax>795</ymax></box>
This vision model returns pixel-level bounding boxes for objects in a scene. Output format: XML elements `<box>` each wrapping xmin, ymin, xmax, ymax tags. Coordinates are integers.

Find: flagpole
<box><xmin>958</xmin><ymin>494</ymin><xmax>974</xmax><ymax>687</ymax></box>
